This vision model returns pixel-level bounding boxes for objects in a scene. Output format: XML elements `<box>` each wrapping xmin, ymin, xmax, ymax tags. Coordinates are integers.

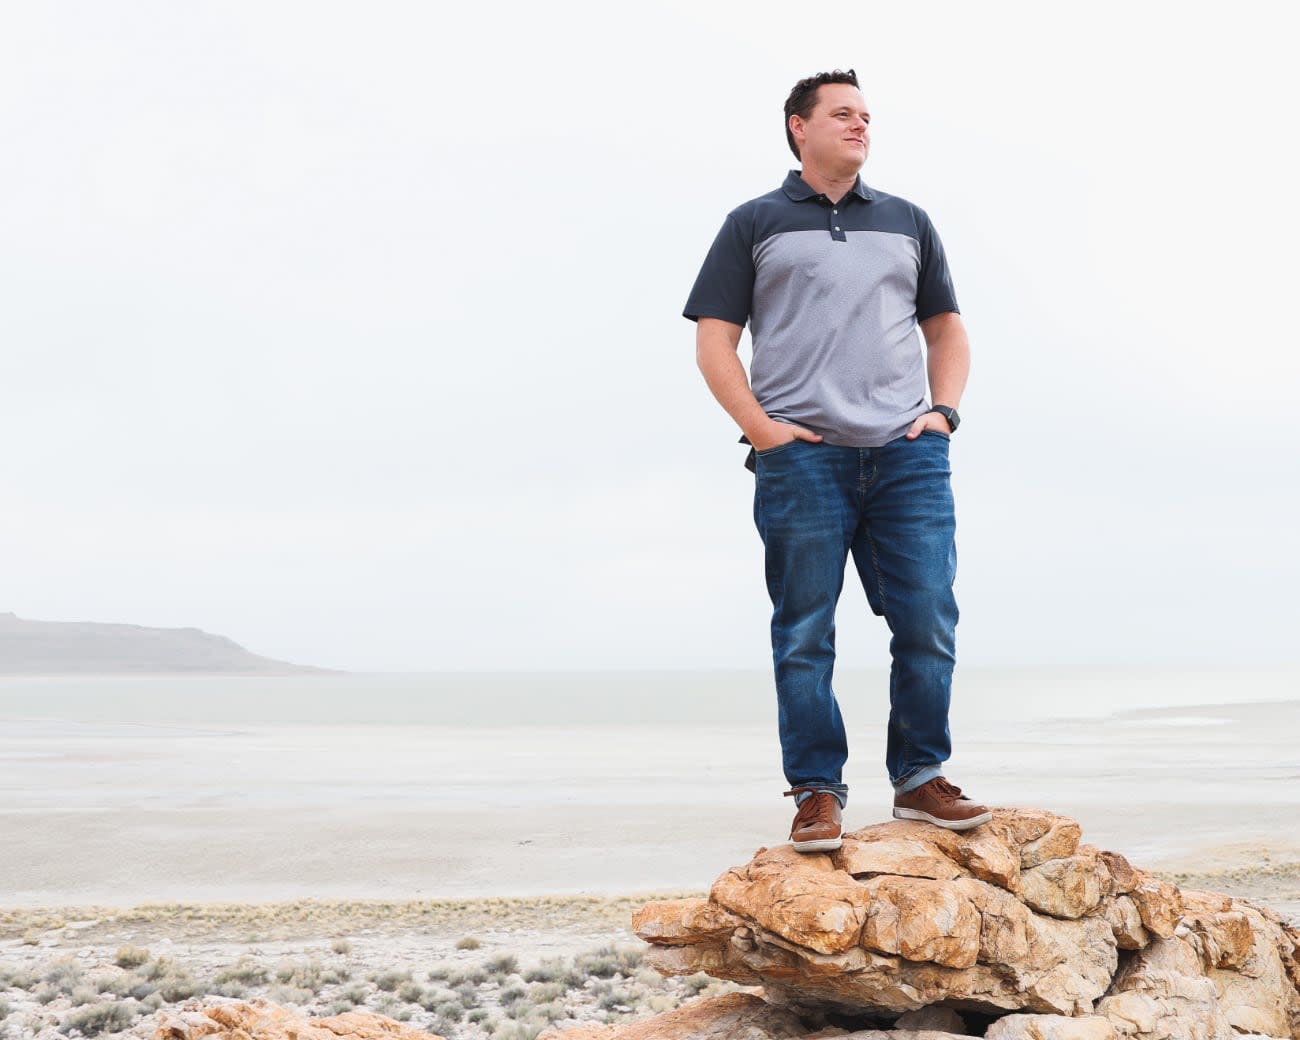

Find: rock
<box><xmin>985</xmin><ymin>1014</ymin><xmax>1118</xmax><ymax>1039</ymax></box>
<box><xmin>154</xmin><ymin>1001</ymin><xmax>443</xmax><ymax>1040</ymax></box>
<box><xmin>634</xmin><ymin>808</ymin><xmax>1300</xmax><ymax>1039</ymax></box>
<box><xmin>1100</xmin><ymin>894</ymin><xmax>1149</xmax><ymax>950</ymax></box>
<box><xmin>1130</xmin><ymin>877</ymin><xmax>1184</xmax><ymax>940</ymax></box>
<box><xmin>631</xmin><ymin>897</ymin><xmax>745</xmax><ymax>945</ymax></box>
<box><xmin>540</xmin><ymin>992</ymin><xmax>806</xmax><ymax>1039</ymax></box>
<box><xmin>709</xmin><ymin>845</ymin><xmax>870</xmax><ymax>956</ymax></box>
<box><xmin>1019</xmin><ymin>847</ymin><xmax>1106</xmax><ymax>919</ymax></box>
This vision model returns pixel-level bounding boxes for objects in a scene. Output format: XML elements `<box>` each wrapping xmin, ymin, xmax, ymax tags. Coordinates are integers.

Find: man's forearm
<box><xmin>696</xmin><ymin>331</ymin><xmax>770</xmax><ymax>440</ymax></box>
<box><xmin>920</xmin><ymin>312</ymin><xmax>971</xmax><ymax>409</ymax></box>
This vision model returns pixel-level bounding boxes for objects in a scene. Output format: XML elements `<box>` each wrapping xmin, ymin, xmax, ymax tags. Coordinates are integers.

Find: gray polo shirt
<box><xmin>684</xmin><ymin>170</ymin><xmax>959</xmax><ymax>447</ymax></box>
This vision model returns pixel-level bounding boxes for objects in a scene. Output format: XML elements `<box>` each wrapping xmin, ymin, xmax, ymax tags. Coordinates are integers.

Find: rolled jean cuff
<box><xmin>792</xmin><ymin>784</ymin><xmax>849</xmax><ymax>809</ymax></box>
<box><xmin>893</xmin><ymin>765</ymin><xmax>943</xmax><ymax>794</ymax></box>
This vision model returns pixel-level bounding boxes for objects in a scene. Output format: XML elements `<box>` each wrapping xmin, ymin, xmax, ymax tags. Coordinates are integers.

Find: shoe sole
<box><xmin>893</xmin><ymin>807</ymin><xmax>992</xmax><ymax>831</ymax></box>
<box><xmin>791</xmin><ymin>836</ymin><xmax>843</xmax><ymax>852</ymax></box>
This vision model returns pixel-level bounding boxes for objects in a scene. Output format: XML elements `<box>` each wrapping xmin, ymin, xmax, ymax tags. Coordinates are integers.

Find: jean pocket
<box><xmin>755</xmin><ymin>439</ymin><xmax>801</xmax><ymax>459</ymax></box>
<box><xmin>919</xmin><ymin>429</ymin><xmax>951</xmax><ymax>442</ymax></box>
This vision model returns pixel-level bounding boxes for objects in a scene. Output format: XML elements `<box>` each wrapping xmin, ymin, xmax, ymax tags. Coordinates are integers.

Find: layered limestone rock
<box><xmin>154</xmin><ymin>1000</ymin><xmax>444</xmax><ymax>1040</ymax></box>
<box><xmin>633</xmin><ymin>809</ymin><xmax>1300</xmax><ymax>1040</ymax></box>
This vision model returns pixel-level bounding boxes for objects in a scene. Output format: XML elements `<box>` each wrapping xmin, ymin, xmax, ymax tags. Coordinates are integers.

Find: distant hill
<box><xmin>0</xmin><ymin>612</ymin><xmax>330</xmax><ymax>675</ymax></box>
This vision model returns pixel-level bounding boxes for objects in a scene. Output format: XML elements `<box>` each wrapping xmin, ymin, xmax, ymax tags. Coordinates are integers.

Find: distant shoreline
<box><xmin>0</xmin><ymin>611</ymin><xmax>327</xmax><ymax>675</ymax></box>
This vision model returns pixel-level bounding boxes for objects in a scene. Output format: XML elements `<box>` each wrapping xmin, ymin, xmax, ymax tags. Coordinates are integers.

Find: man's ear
<box><xmin>788</xmin><ymin>113</ymin><xmax>804</xmax><ymax>152</ymax></box>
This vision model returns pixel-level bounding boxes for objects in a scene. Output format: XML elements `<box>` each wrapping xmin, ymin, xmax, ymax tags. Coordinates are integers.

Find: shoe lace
<box><xmin>929</xmin><ymin>777</ymin><xmax>966</xmax><ymax>801</ymax></box>
<box><xmin>785</xmin><ymin>788</ymin><xmax>836</xmax><ymax>825</ymax></box>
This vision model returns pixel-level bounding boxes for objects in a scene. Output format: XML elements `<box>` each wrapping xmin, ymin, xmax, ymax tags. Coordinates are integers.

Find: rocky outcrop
<box><xmin>155</xmin><ymin>1000</ymin><xmax>444</xmax><ymax>1040</ymax></box>
<box><xmin>632</xmin><ymin>809</ymin><xmax>1300</xmax><ymax>1040</ymax></box>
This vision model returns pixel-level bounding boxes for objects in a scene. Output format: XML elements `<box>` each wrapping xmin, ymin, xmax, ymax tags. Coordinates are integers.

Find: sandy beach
<box><xmin>2</xmin><ymin>669</ymin><xmax>1297</xmax><ymax>1038</ymax></box>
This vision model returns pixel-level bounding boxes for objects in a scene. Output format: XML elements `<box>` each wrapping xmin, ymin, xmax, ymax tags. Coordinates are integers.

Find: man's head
<box><xmin>784</xmin><ymin>69</ymin><xmax>870</xmax><ymax>174</ymax></box>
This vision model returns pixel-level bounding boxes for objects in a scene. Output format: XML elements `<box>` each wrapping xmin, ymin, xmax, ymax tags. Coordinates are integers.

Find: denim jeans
<box><xmin>752</xmin><ymin>432</ymin><xmax>959</xmax><ymax>801</ymax></box>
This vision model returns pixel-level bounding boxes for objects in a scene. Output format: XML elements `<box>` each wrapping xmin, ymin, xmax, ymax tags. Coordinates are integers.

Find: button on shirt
<box><xmin>684</xmin><ymin>170</ymin><xmax>960</xmax><ymax>447</ymax></box>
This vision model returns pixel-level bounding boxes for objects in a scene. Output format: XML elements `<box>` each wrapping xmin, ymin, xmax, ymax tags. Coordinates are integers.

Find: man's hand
<box><xmin>748</xmin><ymin>418</ymin><xmax>823</xmax><ymax>452</ymax></box>
<box><xmin>905</xmin><ymin>410</ymin><xmax>952</xmax><ymax>440</ymax></box>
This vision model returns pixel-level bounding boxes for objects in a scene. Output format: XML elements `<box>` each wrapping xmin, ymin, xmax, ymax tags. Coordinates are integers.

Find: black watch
<box><xmin>928</xmin><ymin>405</ymin><xmax>960</xmax><ymax>432</ymax></box>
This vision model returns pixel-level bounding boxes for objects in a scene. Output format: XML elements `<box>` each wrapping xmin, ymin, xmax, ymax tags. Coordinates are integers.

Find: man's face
<box><xmin>791</xmin><ymin>83</ymin><xmax>871</xmax><ymax>173</ymax></box>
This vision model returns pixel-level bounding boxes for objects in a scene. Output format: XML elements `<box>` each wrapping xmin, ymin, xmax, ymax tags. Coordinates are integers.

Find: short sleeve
<box><xmin>683</xmin><ymin>212</ymin><xmax>755</xmax><ymax>326</ymax></box>
<box><xmin>915</xmin><ymin>211</ymin><xmax>960</xmax><ymax>322</ymax></box>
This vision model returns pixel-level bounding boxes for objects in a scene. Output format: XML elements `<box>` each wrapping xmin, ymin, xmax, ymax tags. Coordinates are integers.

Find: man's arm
<box><xmin>695</xmin><ymin>317</ymin><xmax>823</xmax><ymax>452</ymax></box>
<box><xmin>905</xmin><ymin>311</ymin><xmax>971</xmax><ymax>440</ymax></box>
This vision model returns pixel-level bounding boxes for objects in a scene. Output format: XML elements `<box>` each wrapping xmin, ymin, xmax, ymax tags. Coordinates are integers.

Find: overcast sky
<box><xmin>2</xmin><ymin>2</ymin><xmax>1296</xmax><ymax>672</ymax></box>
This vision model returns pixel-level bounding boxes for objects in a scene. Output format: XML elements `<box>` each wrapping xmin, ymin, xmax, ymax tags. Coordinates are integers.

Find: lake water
<box><xmin>1</xmin><ymin>668</ymin><xmax>1297</xmax><ymax>906</ymax></box>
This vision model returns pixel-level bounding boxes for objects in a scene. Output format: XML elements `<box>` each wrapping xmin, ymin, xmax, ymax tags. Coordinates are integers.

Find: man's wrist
<box><xmin>927</xmin><ymin>405</ymin><xmax>960</xmax><ymax>432</ymax></box>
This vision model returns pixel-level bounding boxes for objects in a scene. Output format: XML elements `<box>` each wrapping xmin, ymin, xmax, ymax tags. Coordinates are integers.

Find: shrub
<box><xmin>574</xmin><ymin>952</ymin><xmax>619</xmax><ymax>979</ymax></box>
<box><xmin>113</xmin><ymin>947</ymin><xmax>150</xmax><ymax>969</ymax></box>
<box><xmin>455</xmin><ymin>936</ymin><xmax>481</xmax><ymax>950</ymax></box>
<box><xmin>275</xmin><ymin>960</ymin><xmax>324</xmax><ymax>992</ymax></box>
<box><xmin>69</xmin><ymin>986</ymin><xmax>100</xmax><ymax>1007</ymax></box>
<box><xmin>371</xmin><ymin>970</ymin><xmax>411</xmax><ymax>992</ymax></box>
<box><xmin>268</xmin><ymin>984</ymin><xmax>315</xmax><ymax>1007</ymax></box>
<box><xmin>456</xmin><ymin>980</ymin><xmax>479</xmax><ymax>1008</ymax></box>
<box><xmin>0</xmin><ymin>968</ymin><xmax>37</xmax><ymax>990</ymax></box>
<box><xmin>396</xmin><ymin>980</ymin><xmax>423</xmax><ymax>1004</ymax></box>
<box><xmin>0</xmin><ymin>1000</ymin><xmax>10</xmax><ymax>1021</ymax></box>
<box><xmin>43</xmin><ymin>958</ymin><xmax>84</xmax><ymax>992</ymax></box>
<box><xmin>489</xmin><ymin>1022</ymin><xmax>543</xmax><ymax>1040</ymax></box>
<box><xmin>523</xmin><ymin>959</ymin><xmax>577</xmax><ymax>986</ymax></box>
<box><xmin>485</xmin><ymin>954</ymin><xmax>518</xmax><ymax>975</ymax></box>
<box><xmin>144</xmin><ymin>958</ymin><xmax>176</xmax><ymax>982</ymax></box>
<box><xmin>62</xmin><ymin>1000</ymin><xmax>136</xmax><ymax>1037</ymax></box>
<box><xmin>339</xmin><ymin>985</ymin><xmax>369</xmax><ymax>1006</ymax></box>
<box><xmin>419</xmin><ymin>987</ymin><xmax>457</xmax><ymax>1013</ymax></box>
<box><xmin>214</xmin><ymin>959</ymin><xmax>269</xmax><ymax>986</ymax></box>
<box><xmin>90</xmin><ymin>972</ymin><xmax>133</xmax><ymax>997</ymax></box>
<box><xmin>158</xmin><ymin>976</ymin><xmax>199</xmax><ymax>1002</ymax></box>
<box><xmin>527</xmin><ymin>981</ymin><xmax>565</xmax><ymax>1003</ymax></box>
<box><xmin>433</xmin><ymin>1000</ymin><xmax>463</xmax><ymax>1022</ymax></box>
<box><xmin>499</xmin><ymin>984</ymin><xmax>527</xmax><ymax>1009</ymax></box>
<box><xmin>532</xmin><ymin>1000</ymin><xmax>566</xmax><ymax>1023</ymax></box>
<box><xmin>331</xmin><ymin>939</ymin><xmax>352</xmax><ymax>956</ymax></box>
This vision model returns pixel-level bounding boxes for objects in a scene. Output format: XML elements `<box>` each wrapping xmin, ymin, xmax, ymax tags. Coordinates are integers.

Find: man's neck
<box><xmin>798</xmin><ymin>164</ymin><xmax>860</xmax><ymax>204</ymax></box>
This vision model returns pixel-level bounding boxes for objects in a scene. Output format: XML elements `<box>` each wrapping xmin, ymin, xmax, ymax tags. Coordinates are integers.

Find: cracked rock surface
<box><xmin>625</xmin><ymin>808</ymin><xmax>1300</xmax><ymax>1040</ymax></box>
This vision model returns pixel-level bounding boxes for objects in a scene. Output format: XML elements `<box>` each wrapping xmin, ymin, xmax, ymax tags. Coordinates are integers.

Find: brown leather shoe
<box><xmin>892</xmin><ymin>777</ymin><xmax>992</xmax><ymax>831</ymax></box>
<box><xmin>784</xmin><ymin>787</ymin><xmax>843</xmax><ymax>852</ymax></box>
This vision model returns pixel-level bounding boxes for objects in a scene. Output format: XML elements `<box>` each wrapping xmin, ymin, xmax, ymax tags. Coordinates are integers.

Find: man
<box><xmin>684</xmin><ymin>69</ymin><xmax>991</xmax><ymax>852</ymax></box>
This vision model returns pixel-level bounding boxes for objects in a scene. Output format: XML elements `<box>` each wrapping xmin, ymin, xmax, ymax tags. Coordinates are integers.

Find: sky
<box><xmin>1</xmin><ymin>2</ymin><xmax>1297</xmax><ymax>672</ymax></box>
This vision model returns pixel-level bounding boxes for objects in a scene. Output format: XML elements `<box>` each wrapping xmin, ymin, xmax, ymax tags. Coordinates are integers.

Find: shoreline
<box><xmin>4</xmin><ymin>846</ymin><xmax>1297</xmax><ymax>938</ymax></box>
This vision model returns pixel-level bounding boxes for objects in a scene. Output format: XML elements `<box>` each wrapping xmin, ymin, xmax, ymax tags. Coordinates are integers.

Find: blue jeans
<box><xmin>752</xmin><ymin>432</ymin><xmax>959</xmax><ymax>801</ymax></box>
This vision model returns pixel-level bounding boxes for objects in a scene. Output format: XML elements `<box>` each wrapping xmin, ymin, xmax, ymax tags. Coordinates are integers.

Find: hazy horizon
<box><xmin>3</xmin><ymin>3</ymin><xmax>1297</xmax><ymax>673</ymax></box>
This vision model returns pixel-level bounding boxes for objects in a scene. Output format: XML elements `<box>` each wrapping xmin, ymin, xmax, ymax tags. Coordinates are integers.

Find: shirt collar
<box><xmin>781</xmin><ymin>169</ymin><xmax>874</xmax><ymax>203</ymax></box>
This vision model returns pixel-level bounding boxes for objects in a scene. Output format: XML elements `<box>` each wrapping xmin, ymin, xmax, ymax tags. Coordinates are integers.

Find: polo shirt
<box><xmin>684</xmin><ymin>170</ymin><xmax>959</xmax><ymax>447</ymax></box>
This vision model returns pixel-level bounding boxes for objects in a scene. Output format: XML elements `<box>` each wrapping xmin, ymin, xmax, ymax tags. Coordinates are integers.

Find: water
<box><xmin>0</xmin><ymin>668</ymin><xmax>1296</xmax><ymax>905</ymax></box>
